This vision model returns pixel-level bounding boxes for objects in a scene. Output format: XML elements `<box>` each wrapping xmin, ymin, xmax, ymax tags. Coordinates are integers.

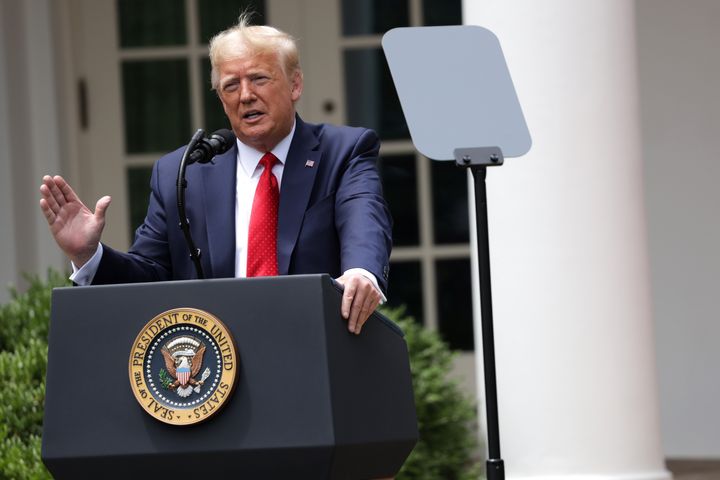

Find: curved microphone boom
<box><xmin>177</xmin><ymin>128</ymin><xmax>236</xmax><ymax>279</ymax></box>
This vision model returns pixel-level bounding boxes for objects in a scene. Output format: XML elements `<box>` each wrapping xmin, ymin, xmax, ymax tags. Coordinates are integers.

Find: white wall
<box><xmin>637</xmin><ymin>0</ymin><xmax>720</xmax><ymax>458</ymax></box>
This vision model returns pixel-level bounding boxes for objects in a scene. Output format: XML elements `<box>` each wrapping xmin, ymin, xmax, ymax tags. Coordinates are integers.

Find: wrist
<box><xmin>71</xmin><ymin>244</ymin><xmax>100</xmax><ymax>268</ymax></box>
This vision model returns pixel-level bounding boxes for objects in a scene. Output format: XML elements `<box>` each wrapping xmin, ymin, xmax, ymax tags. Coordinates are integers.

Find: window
<box><xmin>340</xmin><ymin>0</ymin><xmax>472</xmax><ymax>350</ymax></box>
<box><xmin>117</xmin><ymin>0</ymin><xmax>265</xmax><ymax>233</ymax></box>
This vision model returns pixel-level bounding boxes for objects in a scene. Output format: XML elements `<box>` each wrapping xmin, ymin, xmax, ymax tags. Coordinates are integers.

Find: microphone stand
<box><xmin>177</xmin><ymin>129</ymin><xmax>206</xmax><ymax>279</ymax></box>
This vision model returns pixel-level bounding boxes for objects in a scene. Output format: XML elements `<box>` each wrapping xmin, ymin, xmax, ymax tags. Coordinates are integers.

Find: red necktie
<box><xmin>247</xmin><ymin>152</ymin><xmax>279</xmax><ymax>277</ymax></box>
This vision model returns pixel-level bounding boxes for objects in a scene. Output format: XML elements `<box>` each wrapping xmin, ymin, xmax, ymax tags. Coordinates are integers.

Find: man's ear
<box><xmin>291</xmin><ymin>70</ymin><xmax>304</xmax><ymax>102</ymax></box>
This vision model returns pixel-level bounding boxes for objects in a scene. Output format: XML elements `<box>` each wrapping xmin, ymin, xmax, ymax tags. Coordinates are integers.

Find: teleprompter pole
<box><xmin>455</xmin><ymin>147</ymin><xmax>505</xmax><ymax>480</ymax></box>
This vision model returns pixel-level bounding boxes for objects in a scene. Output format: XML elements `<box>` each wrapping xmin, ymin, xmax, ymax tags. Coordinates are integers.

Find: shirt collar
<box><xmin>236</xmin><ymin>120</ymin><xmax>296</xmax><ymax>177</ymax></box>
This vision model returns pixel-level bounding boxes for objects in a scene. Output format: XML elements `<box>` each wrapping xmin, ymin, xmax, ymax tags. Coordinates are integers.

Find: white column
<box><xmin>0</xmin><ymin>0</ymin><xmax>65</xmax><ymax>291</ymax></box>
<box><xmin>637</xmin><ymin>0</ymin><xmax>720</xmax><ymax>457</ymax></box>
<box><xmin>24</xmin><ymin>0</ymin><xmax>66</xmax><ymax>273</ymax></box>
<box><xmin>462</xmin><ymin>1</ymin><xmax>670</xmax><ymax>479</ymax></box>
<box><xmin>0</xmin><ymin>0</ymin><xmax>18</xmax><ymax>302</ymax></box>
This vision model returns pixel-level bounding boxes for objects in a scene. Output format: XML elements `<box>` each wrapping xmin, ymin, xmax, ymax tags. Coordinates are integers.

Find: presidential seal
<box><xmin>129</xmin><ymin>308</ymin><xmax>238</xmax><ymax>425</ymax></box>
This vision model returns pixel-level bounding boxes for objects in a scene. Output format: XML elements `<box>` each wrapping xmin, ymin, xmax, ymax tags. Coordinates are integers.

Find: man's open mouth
<box><xmin>243</xmin><ymin>111</ymin><xmax>263</xmax><ymax>120</ymax></box>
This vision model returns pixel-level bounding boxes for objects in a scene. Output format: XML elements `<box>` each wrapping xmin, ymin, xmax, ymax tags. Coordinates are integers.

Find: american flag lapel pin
<box><xmin>305</xmin><ymin>160</ymin><xmax>315</xmax><ymax>168</ymax></box>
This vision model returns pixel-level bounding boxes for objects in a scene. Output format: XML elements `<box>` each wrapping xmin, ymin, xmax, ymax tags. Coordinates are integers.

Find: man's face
<box><xmin>216</xmin><ymin>50</ymin><xmax>302</xmax><ymax>152</ymax></box>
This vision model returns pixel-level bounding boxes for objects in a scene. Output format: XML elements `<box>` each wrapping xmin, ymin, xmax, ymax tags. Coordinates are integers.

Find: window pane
<box><xmin>386</xmin><ymin>261</ymin><xmax>423</xmax><ymax>323</ymax></box>
<box><xmin>436</xmin><ymin>259</ymin><xmax>474</xmax><ymax>351</ymax></box>
<box><xmin>122</xmin><ymin>60</ymin><xmax>191</xmax><ymax>154</ymax></box>
<box><xmin>201</xmin><ymin>59</ymin><xmax>232</xmax><ymax>133</ymax></box>
<box><xmin>379</xmin><ymin>155</ymin><xmax>418</xmax><ymax>246</ymax></box>
<box><xmin>341</xmin><ymin>0</ymin><xmax>408</xmax><ymax>36</ymax></box>
<box><xmin>117</xmin><ymin>0</ymin><xmax>186</xmax><ymax>47</ymax></box>
<box><xmin>198</xmin><ymin>0</ymin><xmax>265</xmax><ymax>44</ymax></box>
<box><xmin>423</xmin><ymin>0</ymin><xmax>462</xmax><ymax>26</ymax></box>
<box><xmin>344</xmin><ymin>48</ymin><xmax>409</xmax><ymax>140</ymax></box>
<box><xmin>432</xmin><ymin>160</ymin><xmax>469</xmax><ymax>244</ymax></box>
<box><xmin>127</xmin><ymin>166</ymin><xmax>153</xmax><ymax>239</ymax></box>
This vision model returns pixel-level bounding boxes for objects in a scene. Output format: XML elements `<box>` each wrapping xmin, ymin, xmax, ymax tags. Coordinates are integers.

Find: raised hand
<box><xmin>39</xmin><ymin>175</ymin><xmax>111</xmax><ymax>267</ymax></box>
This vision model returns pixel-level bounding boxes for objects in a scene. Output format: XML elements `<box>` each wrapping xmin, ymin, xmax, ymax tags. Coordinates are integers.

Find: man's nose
<box><xmin>240</xmin><ymin>81</ymin><xmax>256</xmax><ymax>103</ymax></box>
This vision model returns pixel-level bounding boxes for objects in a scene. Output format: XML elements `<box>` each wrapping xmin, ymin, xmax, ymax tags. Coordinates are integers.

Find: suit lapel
<box><xmin>201</xmin><ymin>145</ymin><xmax>237</xmax><ymax>278</ymax></box>
<box><xmin>277</xmin><ymin>118</ymin><xmax>320</xmax><ymax>275</ymax></box>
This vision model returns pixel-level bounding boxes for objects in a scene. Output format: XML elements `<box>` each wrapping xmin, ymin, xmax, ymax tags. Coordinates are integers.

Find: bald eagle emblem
<box><xmin>159</xmin><ymin>335</ymin><xmax>211</xmax><ymax>398</ymax></box>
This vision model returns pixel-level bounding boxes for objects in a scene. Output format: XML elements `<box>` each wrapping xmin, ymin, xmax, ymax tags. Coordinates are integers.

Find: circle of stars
<box><xmin>144</xmin><ymin>324</ymin><xmax>222</xmax><ymax>409</ymax></box>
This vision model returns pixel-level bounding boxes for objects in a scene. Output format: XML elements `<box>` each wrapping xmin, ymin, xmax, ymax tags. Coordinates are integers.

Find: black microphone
<box><xmin>187</xmin><ymin>128</ymin><xmax>236</xmax><ymax>164</ymax></box>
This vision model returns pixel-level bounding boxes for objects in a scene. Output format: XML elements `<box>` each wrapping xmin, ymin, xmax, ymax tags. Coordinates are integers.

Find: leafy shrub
<box><xmin>383</xmin><ymin>307</ymin><xmax>482</xmax><ymax>480</ymax></box>
<box><xmin>0</xmin><ymin>272</ymin><xmax>67</xmax><ymax>480</ymax></box>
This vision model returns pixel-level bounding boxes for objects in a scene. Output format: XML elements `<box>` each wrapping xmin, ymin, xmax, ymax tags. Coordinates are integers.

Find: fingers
<box><xmin>40</xmin><ymin>178</ymin><xmax>61</xmax><ymax>215</ymax></box>
<box><xmin>39</xmin><ymin>198</ymin><xmax>56</xmax><ymax>225</ymax></box>
<box><xmin>340</xmin><ymin>279</ymin><xmax>357</xmax><ymax>320</ymax></box>
<box><xmin>348</xmin><ymin>287</ymin><xmax>380</xmax><ymax>335</ymax></box>
<box><xmin>337</xmin><ymin>273</ymin><xmax>381</xmax><ymax>335</ymax></box>
<box><xmin>40</xmin><ymin>175</ymin><xmax>82</xmax><ymax>209</ymax></box>
<box><xmin>53</xmin><ymin>175</ymin><xmax>81</xmax><ymax>204</ymax></box>
<box><xmin>40</xmin><ymin>174</ymin><xmax>99</xmax><ymax>221</ymax></box>
<box><xmin>43</xmin><ymin>175</ymin><xmax>68</xmax><ymax>209</ymax></box>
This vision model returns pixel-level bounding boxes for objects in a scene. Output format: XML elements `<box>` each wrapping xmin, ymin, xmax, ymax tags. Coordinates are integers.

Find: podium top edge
<box><xmin>52</xmin><ymin>274</ymin><xmax>405</xmax><ymax>338</ymax></box>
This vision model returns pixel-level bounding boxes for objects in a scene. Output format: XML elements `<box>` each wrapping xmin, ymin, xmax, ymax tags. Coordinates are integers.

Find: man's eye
<box><xmin>223</xmin><ymin>82</ymin><xmax>239</xmax><ymax>92</ymax></box>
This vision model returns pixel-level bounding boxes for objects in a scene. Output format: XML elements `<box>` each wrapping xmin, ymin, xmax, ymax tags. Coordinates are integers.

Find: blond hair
<box><xmin>209</xmin><ymin>13</ymin><xmax>300</xmax><ymax>90</ymax></box>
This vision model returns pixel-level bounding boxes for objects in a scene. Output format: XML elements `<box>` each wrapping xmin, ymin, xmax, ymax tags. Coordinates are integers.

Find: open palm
<box><xmin>39</xmin><ymin>175</ymin><xmax>111</xmax><ymax>267</ymax></box>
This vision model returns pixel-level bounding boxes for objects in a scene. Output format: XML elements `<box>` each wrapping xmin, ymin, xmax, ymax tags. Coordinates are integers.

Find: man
<box><xmin>39</xmin><ymin>16</ymin><xmax>392</xmax><ymax>335</ymax></box>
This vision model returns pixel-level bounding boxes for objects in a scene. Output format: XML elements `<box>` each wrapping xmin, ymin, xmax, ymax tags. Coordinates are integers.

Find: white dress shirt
<box><xmin>233</xmin><ymin>123</ymin><xmax>293</xmax><ymax>277</ymax></box>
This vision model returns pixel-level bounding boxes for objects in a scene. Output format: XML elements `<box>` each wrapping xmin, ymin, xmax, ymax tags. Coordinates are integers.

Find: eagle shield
<box><xmin>160</xmin><ymin>336</ymin><xmax>207</xmax><ymax>397</ymax></box>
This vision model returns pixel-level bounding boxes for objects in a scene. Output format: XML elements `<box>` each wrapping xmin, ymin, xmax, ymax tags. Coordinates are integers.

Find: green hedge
<box><xmin>0</xmin><ymin>275</ymin><xmax>480</xmax><ymax>479</ymax></box>
<box><xmin>384</xmin><ymin>308</ymin><xmax>482</xmax><ymax>480</ymax></box>
<box><xmin>0</xmin><ymin>272</ymin><xmax>66</xmax><ymax>480</ymax></box>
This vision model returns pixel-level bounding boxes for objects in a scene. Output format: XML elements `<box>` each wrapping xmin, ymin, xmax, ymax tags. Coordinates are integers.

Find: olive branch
<box><xmin>159</xmin><ymin>368</ymin><xmax>173</xmax><ymax>389</ymax></box>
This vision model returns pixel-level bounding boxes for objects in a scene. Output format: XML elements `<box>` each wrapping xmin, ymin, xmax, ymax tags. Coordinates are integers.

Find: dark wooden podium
<box><xmin>42</xmin><ymin>274</ymin><xmax>418</xmax><ymax>479</ymax></box>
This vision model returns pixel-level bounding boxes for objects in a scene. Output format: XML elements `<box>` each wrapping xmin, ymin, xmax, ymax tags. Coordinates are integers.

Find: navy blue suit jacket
<box><xmin>93</xmin><ymin>117</ymin><xmax>392</xmax><ymax>292</ymax></box>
